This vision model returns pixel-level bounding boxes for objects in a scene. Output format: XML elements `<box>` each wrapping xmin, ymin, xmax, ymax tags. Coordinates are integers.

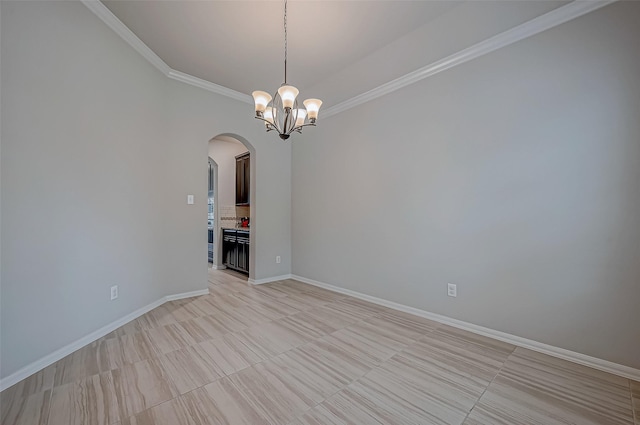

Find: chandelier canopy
<box><xmin>252</xmin><ymin>0</ymin><xmax>322</xmax><ymax>140</ymax></box>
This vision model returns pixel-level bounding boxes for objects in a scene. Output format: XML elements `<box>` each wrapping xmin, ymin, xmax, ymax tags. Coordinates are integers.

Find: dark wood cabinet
<box><xmin>235</xmin><ymin>153</ymin><xmax>250</xmax><ymax>205</ymax></box>
<box><xmin>236</xmin><ymin>232</ymin><xmax>249</xmax><ymax>272</ymax></box>
<box><xmin>208</xmin><ymin>157</ymin><xmax>214</xmax><ymax>194</ymax></box>
<box><xmin>222</xmin><ymin>229</ymin><xmax>249</xmax><ymax>274</ymax></box>
<box><xmin>223</xmin><ymin>230</ymin><xmax>236</xmax><ymax>269</ymax></box>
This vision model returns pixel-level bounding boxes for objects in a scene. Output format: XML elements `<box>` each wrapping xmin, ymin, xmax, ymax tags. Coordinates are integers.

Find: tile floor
<box><xmin>1</xmin><ymin>269</ymin><xmax>638</xmax><ymax>425</ymax></box>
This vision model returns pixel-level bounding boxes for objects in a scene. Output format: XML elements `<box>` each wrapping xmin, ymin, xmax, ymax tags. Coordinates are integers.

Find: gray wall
<box><xmin>208</xmin><ymin>139</ymin><xmax>248</xmax><ymax>208</ymax></box>
<box><xmin>0</xmin><ymin>1</ymin><xmax>291</xmax><ymax>379</ymax></box>
<box><xmin>292</xmin><ymin>1</ymin><xmax>640</xmax><ymax>369</ymax></box>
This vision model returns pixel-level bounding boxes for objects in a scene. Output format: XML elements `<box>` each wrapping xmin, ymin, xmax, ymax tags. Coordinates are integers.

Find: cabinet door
<box><xmin>243</xmin><ymin>239</ymin><xmax>250</xmax><ymax>273</ymax></box>
<box><xmin>235</xmin><ymin>154</ymin><xmax>250</xmax><ymax>205</ymax></box>
<box><xmin>243</xmin><ymin>156</ymin><xmax>250</xmax><ymax>204</ymax></box>
<box><xmin>236</xmin><ymin>232</ymin><xmax>249</xmax><ymax>273</ymax></box>
<box><xmin>208</xmin><ymin>157</ymin><xmax>215</xmax><ymax>194</ymax></box>
<box><xmin>230</xmin><ymin>239</ymin><xmax>237</xmax><ymax>268</ymax></box>
<box><xmin>237</xmin><ymin>240</ymin><xmax>245</xmax><ymax>271</ymax></box>
<box><xmin>222</xmin><ymin>231</ymin><xmax>237</xmax><ymax>267</ymax></box>
<box><xmin>235</xmin><ymin>158</ymin><xmax>243</xmax><ymax>205</ymax></box>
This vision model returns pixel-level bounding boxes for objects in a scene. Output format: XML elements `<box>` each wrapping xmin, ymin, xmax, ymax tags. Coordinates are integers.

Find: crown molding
<box><xmin>167</xmin><ymin>70</ymin><xmax>253</xmax><ymax>104</ymax></box>
<box><xmin>81</xmin><ymin>0</ymin><xmax>171</xmax><ymax>75</ymax></box>
<box><xmin>321</xmin><ymin>0</ymin><xmax>616</xmax><ymax>118</ymax></box>
<box><xmin>81</xmin><ymin>0</ymin><xmax>251</xmax><ymax>104</ymax></box>
<box><xmin>83</xmin><ymin>0</ymin><xmax>617</xmax><ymax>117</ymax></box>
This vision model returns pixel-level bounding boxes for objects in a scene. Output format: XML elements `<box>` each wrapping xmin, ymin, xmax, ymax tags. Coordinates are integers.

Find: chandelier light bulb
<box><xmin>294</xmin><ymin>109</ymin><xmax>307</xmax><ymax>127</ymax></box>
<box><xmin>252</xmin><ymin>91</ymin><xmax>272</xmax><ymax>114</ymax></box>
<box><xmin>277</xmin><ymin>85</ymin><xmax>299</xmax><ymax>109</ymax></box>
<box><xmin>303</xmin><ymin>98</ymin><xmax>322</xmax><ymax>120</ymax></box>
<box><xmin>264</xmin><ymin>108</ymin><xmax>275</xmax><ymax>126</ymax></box>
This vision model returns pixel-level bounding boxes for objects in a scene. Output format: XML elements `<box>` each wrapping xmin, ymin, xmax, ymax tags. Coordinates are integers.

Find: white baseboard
<box><xmin>209</xmin><ymin>263</ymin><xmax>226</xmax><ymax>270</ymax></box>
<box><xmin>248</xmin><ymin>274</ymin><xmax>293</xmax><ymax>285</ymax></box>
<box><xmin>164</xmin><ymin>289</ymin><xmax>209</xmax><ymax>302</ymax></box>
<box><xmin>291</xmin><ymin>274</ymin><xmax>640</xmax><ymax>381</ymax></box>
<box><xmin>0</xmin><ymin>288</ymin><xmax>209</xmax><ymax>392</ymax></box>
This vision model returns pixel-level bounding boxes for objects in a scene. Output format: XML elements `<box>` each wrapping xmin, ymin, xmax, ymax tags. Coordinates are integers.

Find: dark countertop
<box><xmin>221</xmin><ymin>227</ymin><xmax>250</xmax><ymax>232</ymax></box>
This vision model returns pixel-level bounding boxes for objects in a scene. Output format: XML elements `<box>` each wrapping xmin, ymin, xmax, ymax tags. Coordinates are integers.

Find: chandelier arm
<box><xmin>294</xmin><ymin>122</ymin><xmax>317</xmax><ymax>130</ymax></box>
<box><xmin>254</xmin><ymin>115</ymin><xmax>281</xmax><ymax>134</ymax></box>
<box><xmin>283</xmin><ymin>109</ymin><xmax>292</xmax><ymax>134</ymax></box>
<box><xmin>290</xmin><ymin>122</ymin><xmax>316</xmax><ymax>134</ymax></box>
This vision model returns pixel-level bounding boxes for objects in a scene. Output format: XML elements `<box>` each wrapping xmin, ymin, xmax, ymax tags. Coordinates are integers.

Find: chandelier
<box><xmin>252</xmin><ymin>0</ymin><xmax>322</xmax><ymax>140</ymax></box>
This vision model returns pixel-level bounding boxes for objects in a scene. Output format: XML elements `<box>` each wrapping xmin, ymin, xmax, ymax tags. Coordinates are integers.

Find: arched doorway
<box><xmin>207</xmin><ymin>134</ymin><xmax>256</xmax><ymax>280</ymax></box>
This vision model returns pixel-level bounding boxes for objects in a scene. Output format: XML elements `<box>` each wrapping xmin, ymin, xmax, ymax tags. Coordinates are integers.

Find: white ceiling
<box><xmin>102</xmin><ymin>0</ymin><xmax>569</xmax><ymax>108</ymax></box>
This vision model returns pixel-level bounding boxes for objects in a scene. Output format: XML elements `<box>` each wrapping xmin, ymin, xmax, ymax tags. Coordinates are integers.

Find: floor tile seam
<box><xmin>496</xmin><ymin>360</ymin><xmax>634</xmax><ymax>403</ymax></box>
<box><xmin>171</xmin><ymin>390</ymin><xmax>209</xmax><ymax>425</ymax></box>
<box><xmin>153</xmin><ymin>354</ymin><xmax>265</xmax><ymax>417</ymax></box>
<box><xmin>49</xmin><ymin>348</ymin><xmax>176</xmax><ymax>399</ymax></box>
<box><xmin>117</xmin><ymin>389</ymin><xmax>192</xmax><ymax>425</ymax></box>
<box><xmin>509</xmin><ymin>348</ymin><xmax>632</xmax><ymax>388</ymax></box>
<box><xmin>223</xmin><ymin>370</ymin><xmax>283</xmax><ymax>425</ymax></box>
<box><xmin>430</xmin><ymin>324</ymin><xmax>519</xmax><ymax>352</ymax></box>
<box><xmin>0</xmin><ymin>368</ymin><xmax>57</xmax><ymax>403</ymax></box>
<box><xmin>334</xmin><ymin>362</ymin><xmax>467</xmax><ymax>425</ymax></box>
<box><xmin>115</xmin><ymin>365</ymin><xmax>183</xmax><ymax>421</ymax></box>
<box><xmin>273</xmin><ymin>340</ymin><xmax>380</xmax><ymax>404</ymax></box>
<box><xmin>629</xmin><ymin>379</ymin><xmax>639</xmax><ymax>425</ymax></box>
<box><xmin>460</xmin><ymin>342</ymin><xmax>514</xmax><ymax>423</ymax></box>
<box><xmin>154</xmin><ymin>349</ymin><xmax>226</xmax><ymax>393</ymax></box>
<box><xmin>282</xmin><ymin>299</ymin><xmax>375</xmax><ymax>332</ymax></box>
<box><xmin>225</xmin><ymin>323</ymin><xmax>377</xmax><ymax>403</ymax></box>
<box><xmin>186</xmin><ymin>301</ymin><xmax>283</xmax><ymax>330</ymax></box>
<box><xmin>142</xmin><ymin>326</ymin><xmax>193</xmax><ymax>359</ymax></box>
<box><xmin>366</xmin><ymin>332</ymin><xmax>451</xmax><ymax>387</ymax></box>
<box><xmin>327</xmin><ymin>337</ymin><xmax>420</xmax><ymax>398</ymax></box>
<box><xmin>225</xmin><ymin>349</ymin><xmax>368</xmax><ymax>425</ymax></box>
<box><xmin>413</xmin><ymin>330</ymin><xmax>517</xmax><ymax>362</ymax></box>
<box><xmin>52</xmin><ymin>348</ymin><xmax>110</xmax><ymax>389</ymax></box>
<box><xmin>181</xmin><ymin>312</ymin><xmax>272</xmax><ymax>338</ymax></box>
<box><xmin>281</xmin><ymin>378</ymin><xmax>362</xmax><ymax>425</ymax></box>
<box><xmin>358</xmin><ymin>313</ymin><xmax>437</xmax><ymax>344</ymax></box>
<box><xmin>385</xmin><ymin>327</ymin><xmax>442</xmax><ymax>365</ymax></box>
<box><xmin>42</xmin><ymin>384</ymin><xmax>54</xmax><ymax>425</ymax></box>
<box><xmin>175</xmin><ymin>378</ymin><xmax>235</xmax><ymax>424</ymax></box>
<box><xmin>338</xmin><ymin>328</ymin><xmax>420</xmax><ymax>359</ymax></box>
<box><xmin>224</xmin><ymin>327</ymin><xmax>286</xmax><ymax>366</ymax></box>
<box><xmin>372</xmin><ymin>313</ymin><xmax>437</xmax><ymax>339</ymax></box>
<box><xmin>501</xmin><ymin>372</ymin><xmax>636</xmax><ymax>409</ymax></box>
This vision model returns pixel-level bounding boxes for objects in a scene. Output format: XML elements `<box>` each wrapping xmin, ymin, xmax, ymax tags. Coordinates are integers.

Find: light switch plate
<box><xmin>187</xmin><ymin>195</ymin><xmax>194</xmax><ymax>205</ymax></box>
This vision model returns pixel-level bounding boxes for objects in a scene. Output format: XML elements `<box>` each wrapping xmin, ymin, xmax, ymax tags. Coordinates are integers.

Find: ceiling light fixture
<box><xmin>252</xmin><ymin>0</ymin><xmax>322</xmax><ymax>140</ymax></box>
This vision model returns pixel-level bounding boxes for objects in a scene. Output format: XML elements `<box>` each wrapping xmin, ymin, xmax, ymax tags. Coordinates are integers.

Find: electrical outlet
<box><xmin>447</xmin><ymin>283</ymin><xmax>457</xmax><ymax>297</ymax></box>
<box><xmin>110</xmin><ymin>285</ymin><xmax>118</xmax><ymax>300</ymax></box>
<box><xmin>276</xmin><ymin>256</ymin><xmax>281</xmax><ymax>264</ymax></box>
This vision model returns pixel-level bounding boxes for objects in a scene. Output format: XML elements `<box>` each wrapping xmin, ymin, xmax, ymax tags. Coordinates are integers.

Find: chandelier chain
<box><xmin>284</xmin><ymin>0</ymin><xmax>287</xmax><ymax>84</ymax></box>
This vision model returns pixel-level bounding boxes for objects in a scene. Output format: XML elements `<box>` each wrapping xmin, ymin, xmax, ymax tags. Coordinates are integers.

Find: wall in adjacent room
<box><xmin>0</xmin><ymin>0</ymin><xmax>292</xmax><ymax>381</ymax></box>
<box><xmin>208</xmin><ymin>139</ymin><xmax>248</xmax><ymax>209</ymax></box>
<box><xmin>291</xmin><ymin>1</ymin><xmax>640</xmax><ymax>369</ymax></box>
